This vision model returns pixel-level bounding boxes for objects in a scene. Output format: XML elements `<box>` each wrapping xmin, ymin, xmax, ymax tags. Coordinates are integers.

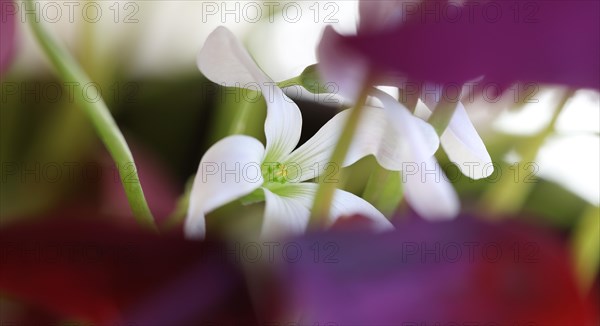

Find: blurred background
<box><xmin>1</xmin><ymin>0</ymin><xmax>598</xmax><ymax>324</ymax></box>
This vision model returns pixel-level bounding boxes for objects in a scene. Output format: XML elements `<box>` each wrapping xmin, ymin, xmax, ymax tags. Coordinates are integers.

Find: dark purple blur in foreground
<box><xmin>280</xmin><ymin>215</ymin><xmax>598</xmax><ymax>325</ymax></box>
<box><xmin>0</xmin><ymin>214</ymin><xmax>257</xmax><ymax>325</ymax></box>
<box><xmin>1</xmin><ymin>214</ymin><xmax>597</xmax><ymax>325</ymax></box>
<box><xmin>321</xmin><ymin>0</ymin><xmax>600</xmax><ymax>91</ymax></box>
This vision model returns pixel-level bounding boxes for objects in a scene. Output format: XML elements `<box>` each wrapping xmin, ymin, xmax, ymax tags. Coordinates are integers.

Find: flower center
<box><xmin>263</xmin><ymin>162</ymin><xmax>290</xmax><ymax>184</ymax></box>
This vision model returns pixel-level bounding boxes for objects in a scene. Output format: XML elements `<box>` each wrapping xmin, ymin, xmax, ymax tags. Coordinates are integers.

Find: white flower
<box><xmin>368</xmin><ymin>88</ymin><xmax>460</xmax><ymax>220</ymax></box>
<box><xmin>317</xmin><ymin>25</ymin><xmax>461</xmax><ymax>220</ymax></box>
<box><xmin>317</xmin><ymin>21</ymin><xmax>493</xmax><ymax>220</ymax></box>
<box><xmin>417</xmin><ymin>86</ymin><xmax>494</xmax><ymax>180</ymax></box>
<box><xmin>357</xmin><ymin>1</ymin><xmax>494</xmax><ymax>180</ymax></box>
<box><xmin>186</xmin><ymin>26</ymin><xmax>428</xmax><ymax>239</ymax></box>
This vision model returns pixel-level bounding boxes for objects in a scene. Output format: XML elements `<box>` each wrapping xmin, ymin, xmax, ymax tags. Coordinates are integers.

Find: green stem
<box><xmin>428</xmin><ymin>95</ymin><xmax>459</xmax><ymax>136</ymax></box>
<box><xmin>229</xmin><ymin>96</ymin><xmax>256</xmax><ymax>135</ymax></box>
<box><xmin>571</xmin><ymin>204</ymin><xmax>600</xmax><ymax>293</ymax></box>
<box><xmin>277</xmin><ymin>77</ymin><xmax>302</xmax><ymax>89</ymax></box>
<box><xmin>26</xmin><ymin>0</ymin><xmax>157</xmax><ymax>231</ymax></box>
<box><xmin>309</xmin><ymin>87</ymin><xmax>370</xmax><ymax>226</ymax></box>
<box><xmin>481</xmin><ymin>90</ymin><xmax>574</xmax><ymax>215</ymax></box>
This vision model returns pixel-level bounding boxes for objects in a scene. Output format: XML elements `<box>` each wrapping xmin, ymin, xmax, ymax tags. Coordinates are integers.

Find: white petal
<box><xmin>272</xmin><ymin>183</ymin><xmax>394</xmax><ymax>232</ymax></box>
<box><xmin>262</xmin><ymin>86</ymin><xmax>303</xmax><ymax>162</ymax></box>
<box><xmin>282</xmin><ymin>106</ymin><xmax>394</xmax><ymax>182</ymax></box>
<box><xmin>279</xmin><ymin>108</ymin><xmax>343</xmax><ymax>182</ymax></box>
<box><xmin>402</xmin><ymin>155</ymin><xmax>460</xmax><ymax>220</ymax></box>
<box><xmin>372</xmin><ymin>89</ymin><xmax>460</xmax><ymax>220</ymax></box>
<box><xmin>261</xmin><ymin>187</ymin><xmax>310</xmax><ymax>239</ymax></box>
<box><xmin>420</xmin><ymin>93</ymin><xmax>493</xmax><ymax>179</ymax></box>
<box><xmin>185</xmin><ymin>135</ymin><xmax>265</xmax><ymax>239</ymax></box>
<box><xmin>369</xmin><ymin>89</ymin><xmax>440</xmax><ymax>170</ymax></box>
<box><xmin>346</xmin><ymin>105</ymin><xmax>411</xmax><ymax>170</ymax></box>
<box><xmin>441</xmin><ymin>102</ymin><xmax>493</xmax><ymax>179</ymax></box>
<box><xmin>330</xmin><ymin>188</ymin><xmax>394</xmax><ymax>232</ymax></box>
<box><xmin>198</xmin><ymin>26</ymin><xmax>269</xmax><ymax>87</ymax></box>
<box><xmin>284</xmin><ymin>97</ymin><xmax>437</xmax><ymax>182</ymax></box>
<box><xmin>198</xmin><ymin>26</ymin><xmax>302</xmax><ymax>161</ymax></box>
